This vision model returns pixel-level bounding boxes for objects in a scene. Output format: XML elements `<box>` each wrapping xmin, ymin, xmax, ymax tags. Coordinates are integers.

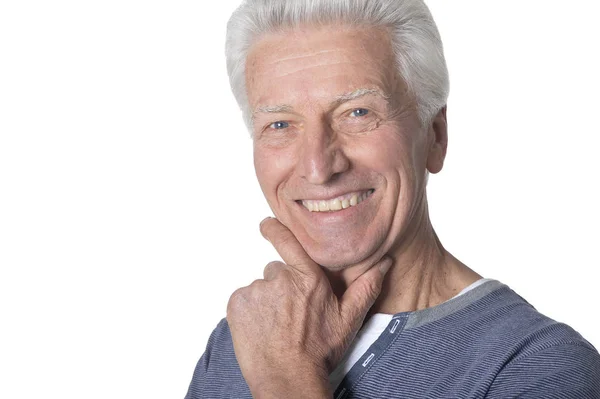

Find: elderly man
<box><xmin>186</xmin><ymin>0</ymin><xmax>600</xmax><ymax>398</ymax></box>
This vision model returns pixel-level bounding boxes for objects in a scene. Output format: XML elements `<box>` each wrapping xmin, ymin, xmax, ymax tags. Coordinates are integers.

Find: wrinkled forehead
<box><xmin>245</xmin><ymin>24</ymin><xmax>404</xmax><ymax>112</ymax></box>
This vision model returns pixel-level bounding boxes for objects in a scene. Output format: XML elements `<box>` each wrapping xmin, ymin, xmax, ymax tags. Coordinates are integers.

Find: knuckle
<box><xmin>266</xmin><ymin>260</ymin><xmax>283</xmax><ymax>267</ymax></box>
<box><xmin>227</xmin><ymin>287</ymin><xmax>246</xmax><ymax>314</ymax></box>
<box><xmin>227</xmin><ymin>279</ymin><xmax>265</xmax><ymax>313</ymax></box>
<box><xmin>264</xmin><ymin>261</ymin><xmax>298</xmax><ymax>284</ymax></box>
<box><xmin>280</xmin><ymin>268</ymin><xmax>297</xmax><ymax>284</ymax></box>
<box><xmin>248</xmin><ymin>278</ymin><xmax>266</xmax><ymax>290</ymax></box>
<box><xmin>263</xmin><ymin>260</ymin><xmax>284</xmax><ymax>273</ymax></box>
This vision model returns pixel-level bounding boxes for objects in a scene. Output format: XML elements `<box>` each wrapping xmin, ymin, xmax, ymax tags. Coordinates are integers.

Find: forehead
<box><xmin>245</xmin><ymin>24</ymin><xmax>400</xmax><ymax>111</ymax></box>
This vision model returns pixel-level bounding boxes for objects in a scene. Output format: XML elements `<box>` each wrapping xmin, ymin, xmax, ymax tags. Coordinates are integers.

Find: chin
<box><xmin>312</xmin><ymin>254</ymin><xmax>357</xmax><ymax>271</ymax></box>
<box><xmin>302</xmin><ymin>237</ymin><xmax>380</xmax><ymax>270</ymax></box>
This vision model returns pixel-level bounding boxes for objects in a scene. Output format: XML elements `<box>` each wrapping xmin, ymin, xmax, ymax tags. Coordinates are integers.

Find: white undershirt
<box><xmin>328</xmin><ymin>278</ymin><xmax>492</xmax><ymax>391</ymax></box>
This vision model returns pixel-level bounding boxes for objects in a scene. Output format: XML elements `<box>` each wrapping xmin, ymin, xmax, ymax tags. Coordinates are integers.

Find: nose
<box><xmin>297</xmin><ymin>122</ymin><xmax>350</xmax><ymax>184</ymax></box>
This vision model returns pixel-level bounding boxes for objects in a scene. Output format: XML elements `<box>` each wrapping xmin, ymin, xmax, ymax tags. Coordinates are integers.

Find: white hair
<box><xmin>225</xmin><ymin>0</ymin><xmax>449</xmax><ymax>134</ymax></box>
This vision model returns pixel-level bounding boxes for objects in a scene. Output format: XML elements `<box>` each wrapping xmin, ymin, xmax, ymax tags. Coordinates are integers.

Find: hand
<box><xmin>226</xmin><ymin>217</ymin><xmax>393</xmax><ymax>398</ymax></box>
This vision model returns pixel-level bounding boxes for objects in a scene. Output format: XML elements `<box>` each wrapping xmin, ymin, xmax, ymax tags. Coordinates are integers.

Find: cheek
<box><xmin>350</xmin><ymin>130</ymin><xmax>414</xmax><ymax>177</ymax></box>
<box><xmin>253</xmin><ymin>145</ymin><xmax>295</xmax><ymax>196</ymax></box>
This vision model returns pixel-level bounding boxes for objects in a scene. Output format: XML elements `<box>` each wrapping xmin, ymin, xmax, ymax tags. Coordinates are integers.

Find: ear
<box><xmin>426</xmin><ymin>106</ymin><xmax>448</xmax><ymax>174</ymax></box>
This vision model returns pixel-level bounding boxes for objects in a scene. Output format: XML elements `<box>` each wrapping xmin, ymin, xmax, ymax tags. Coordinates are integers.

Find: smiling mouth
<box><xmin>298</xmin><ymin>189</ymin><xmax>375</xmax><ymax>212</ymax></box>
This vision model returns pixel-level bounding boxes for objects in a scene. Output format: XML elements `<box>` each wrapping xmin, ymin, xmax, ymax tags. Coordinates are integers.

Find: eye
<box><xmin>350</xmin><ymin>108</ymin><xmax>369</xmax><ymax>117</ymax></box>
<box><xmin>269</xmin><ymin>121</ymin><xmax>289</xmax><ymax>130</ymax></box>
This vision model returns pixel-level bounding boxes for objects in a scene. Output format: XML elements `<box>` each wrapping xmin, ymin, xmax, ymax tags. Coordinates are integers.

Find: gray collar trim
<box><xmin>402</xmin><ymin>279</ymin><xmax>507</xmax><ymax>330</ymax></box>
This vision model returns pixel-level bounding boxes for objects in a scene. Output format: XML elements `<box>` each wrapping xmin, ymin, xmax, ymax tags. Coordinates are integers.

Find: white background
<box><xmin>1</xmin><ymin>1</ymin><xmax>599</xmax><ymax>398</ymax></box>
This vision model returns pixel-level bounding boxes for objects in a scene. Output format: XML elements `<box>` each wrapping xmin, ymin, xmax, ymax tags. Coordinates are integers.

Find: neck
<box><xmin>327</xmin><ymin>197</ymin><xmax>482</xmax><ymax>316</ymax></box>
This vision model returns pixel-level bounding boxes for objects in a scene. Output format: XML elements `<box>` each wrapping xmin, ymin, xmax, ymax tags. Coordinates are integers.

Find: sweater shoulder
<box><xmin>185</xmin><ymin>318</ymin><xmax>251</xmax><ymax>399</ymax></box>
<box><xmin>404</xmin><ymin>283</ymin><xmax>597</xmax><ymax>362</ymax></box>
<box><xmin>467</xmin><ymin>286</ymin><xmax>598</xmax><ymax>360</ymax></box>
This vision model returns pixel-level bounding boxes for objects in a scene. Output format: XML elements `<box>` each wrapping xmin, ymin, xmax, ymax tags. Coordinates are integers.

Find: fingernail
<box><xmin>378</xmin><ymin>257</ymin><xmax>393</xmax><ymax>275</ymax></box>
<box><xmin>260</xmin><ymin>216</ymin><xmax>272</xmax><ymax>227</ymax></box>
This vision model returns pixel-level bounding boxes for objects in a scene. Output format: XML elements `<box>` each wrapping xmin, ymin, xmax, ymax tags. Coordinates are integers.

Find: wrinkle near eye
<box><xmin>333</xmin><ymin>110</ymin><xmax>380</xmax><ymax>134</ymax></box>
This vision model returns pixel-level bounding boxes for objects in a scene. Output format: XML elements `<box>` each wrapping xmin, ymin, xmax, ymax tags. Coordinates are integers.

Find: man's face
<box><xmin>246</xmin><ymin>25</ymin><xmax>444</xmax><ymax>269</ymax></box>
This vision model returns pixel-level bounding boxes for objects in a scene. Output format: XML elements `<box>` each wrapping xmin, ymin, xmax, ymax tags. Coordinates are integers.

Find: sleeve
<box><xmin>486</xmin><ymin>343</ymin><xmax>600</xmax><ymax>398</ymax></box>
<box><xmin>184</xmin><ymin>320</ymin><xmax>225</xmax><ymax>399</ymax></box>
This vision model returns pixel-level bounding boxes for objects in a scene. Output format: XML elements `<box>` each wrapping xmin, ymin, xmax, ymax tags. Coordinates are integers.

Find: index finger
<box><xmin>259</xmin><ymin>217</ymin><xmax>321</xmax><ymax>275</ymax></box>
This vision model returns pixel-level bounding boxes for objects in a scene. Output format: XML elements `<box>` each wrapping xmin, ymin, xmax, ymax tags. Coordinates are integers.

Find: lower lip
<box><xmin>296</xmin><ymin>192</ymin><xmax>374</xmax><ymax>223</ymax></box>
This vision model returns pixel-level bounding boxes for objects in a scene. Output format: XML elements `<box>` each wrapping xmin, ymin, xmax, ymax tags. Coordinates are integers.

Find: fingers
<box><xmin>263</xmin><ymin>261</ymin><xmax>286</xmax><ymax>280</ymax></box>
<box><xmin>260</xmin><ymin>217</ymin><xmax>321</xmax><ymax>275</ymax></box>
<box><xmin>339</xmin><ymin>257</ymin><xmax>393</xmax><ymax>327</ymax></box>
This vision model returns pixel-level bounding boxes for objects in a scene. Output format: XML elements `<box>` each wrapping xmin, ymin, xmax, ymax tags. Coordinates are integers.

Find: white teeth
<box><xmin>301</xmin><ymin>190</ymin><xmax>373</xmax><ymax>213</ymax></box>
<box><xmin>330</xmin><ymin>199</ymin><xmax>342</xmax><ymax>211</ymax></box>
<box><xmin>319</xmin><ymin>201</ymin><xmax>329</xmax><ymax>212</ymax></box>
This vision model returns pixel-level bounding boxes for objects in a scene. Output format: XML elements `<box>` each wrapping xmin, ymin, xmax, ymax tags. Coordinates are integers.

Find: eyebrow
<box><xmin>251</xmin><ymin>88</ymin><xmax>389</xmax><ymax>121</ymax></box>
<box><xmin>331</xmin><ymin>88</ymin><xmax>389</xmax><ymax>107</ymax></box>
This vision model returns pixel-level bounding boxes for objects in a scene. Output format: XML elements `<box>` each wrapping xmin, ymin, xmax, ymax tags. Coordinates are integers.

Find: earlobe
<box><xmin>426</xmin><ymin>106</ymin><xmax>448</xmax><ymax>174</ymax></box>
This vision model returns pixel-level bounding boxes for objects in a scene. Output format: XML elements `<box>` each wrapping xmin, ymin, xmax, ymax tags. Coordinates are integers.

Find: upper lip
<box><xmin>294</xmin><ymin>188</ymin><xmax>374</xmax><ymax>202</ymax></box>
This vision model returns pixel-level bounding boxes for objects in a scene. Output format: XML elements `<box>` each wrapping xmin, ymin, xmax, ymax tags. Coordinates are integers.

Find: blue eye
<box><xmin>270</xmin><ymin>121</ymin><xmax>289</xmax><ymax>130</ymax></box>
<box><xmin>351</xmin><ymin>108</ymin><xmax>369</xmax><ymax>117</ymax></box>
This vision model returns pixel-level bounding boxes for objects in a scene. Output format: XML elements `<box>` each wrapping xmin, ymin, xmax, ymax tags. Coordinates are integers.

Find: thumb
<box><xmin>339</xmin><ymin>256</ymin><xmax>393</xmax><ymax>328</ymax></box>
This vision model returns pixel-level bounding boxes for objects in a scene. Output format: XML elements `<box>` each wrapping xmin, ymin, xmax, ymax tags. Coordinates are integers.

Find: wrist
<box><xmin>249</xmin><ymin>369</ymin><xmax>331</xmax><ymax>399</ymax></box>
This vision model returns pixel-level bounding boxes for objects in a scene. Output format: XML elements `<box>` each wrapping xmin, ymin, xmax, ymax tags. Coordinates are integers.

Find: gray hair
<box><xmin>225</xmin><ymin>0</ymin><xmax>449</xmax><ymax>134</ymax></box>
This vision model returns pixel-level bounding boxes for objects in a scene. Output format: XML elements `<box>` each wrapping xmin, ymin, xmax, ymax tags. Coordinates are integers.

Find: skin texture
<box><xmin>227</xmin><ymin>24</ymin><xmax>483</xmax><ymax>397</ymax></box>
<box><xmin>228</xmin><ymin>218</ymin><xmax>392</xmax><ymax>398</ymax></box>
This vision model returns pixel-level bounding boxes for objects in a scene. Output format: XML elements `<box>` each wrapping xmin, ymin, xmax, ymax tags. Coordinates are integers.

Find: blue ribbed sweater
<box><xmin>185</xmin><ymin>280</ymin><xmax>600</xmax><ymax>398</ymax></box>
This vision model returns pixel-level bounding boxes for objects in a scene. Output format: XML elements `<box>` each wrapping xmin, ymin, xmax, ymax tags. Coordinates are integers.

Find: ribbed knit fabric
<box><xmin>185</xmin><ymin>280</ymin><xmax>600</xmax><ymax>398</ymax></box>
